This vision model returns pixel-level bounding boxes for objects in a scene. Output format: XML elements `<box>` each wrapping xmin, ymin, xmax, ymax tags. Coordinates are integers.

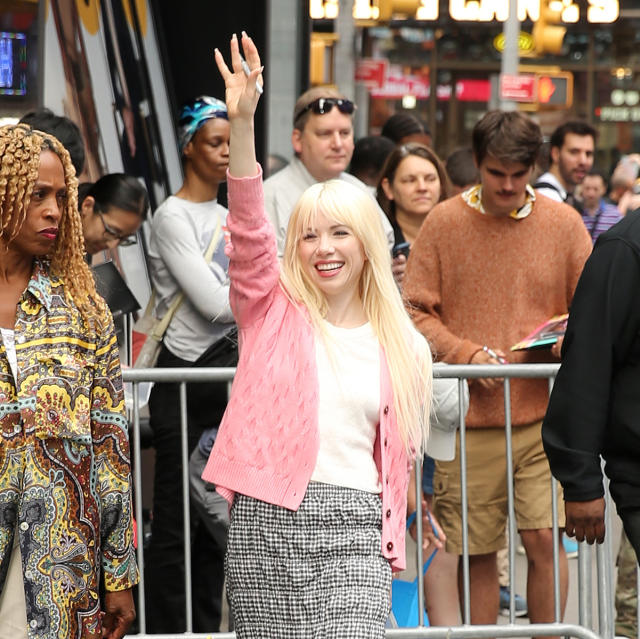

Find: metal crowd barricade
<box><xmin>122</xmin><ymin>364</ymin><xmax>627</xmax><ymax>639</ymax></box>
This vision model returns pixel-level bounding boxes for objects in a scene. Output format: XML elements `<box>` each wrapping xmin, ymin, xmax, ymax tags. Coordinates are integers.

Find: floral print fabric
<box><xmin>0</xmin><ymin>260</ymin><xmax>138</xmax><ymax>638</ymax></box>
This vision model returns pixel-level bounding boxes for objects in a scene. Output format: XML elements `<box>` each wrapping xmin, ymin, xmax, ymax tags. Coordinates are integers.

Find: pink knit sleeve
<box><xmin>226</xmin><ymin>165</ymin><xmax>281</xmax><ymax>327</ymax></box>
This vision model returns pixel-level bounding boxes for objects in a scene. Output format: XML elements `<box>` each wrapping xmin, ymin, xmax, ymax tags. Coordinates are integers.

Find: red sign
<box><xmin>456</xmin><ymin>79</ymin><xmax>491</xmax><ymax>102</ymax></box>
<box><xmin>370</xmin><ymin>69</ymin><xmax>430</xmax><ymax>99</ymax></box>
<box><xmin>355</xmin><ymin>59</ymin><xmax>388</xmax><ymax>89</ymax></box>
<box><xmin>500</xmin><ymin>74</ymin><xmax>537</xmax><ymax>102</ymax></box>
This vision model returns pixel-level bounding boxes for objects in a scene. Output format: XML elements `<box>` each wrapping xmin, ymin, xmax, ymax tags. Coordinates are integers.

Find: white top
<box><xmin>263</xmin><ymin>156</ymin><xmax>395</xmax><ymax>257</ymax></box>
<box><xmin>534</xmin><ymin>171</ymin><xmax>566</xmax><ymax>202</ymax></box>
<box><xmin>148</xmin><ymin>196</ymin><xmax>235</xmax><ymax>362</ymax></box>
<box><xmin>311</xmin><ymin>321</ymin><xmax>382</xmax><ymax>493</ymax></box>
<box><xmin>0</xmin><ymin>328</ymin><xmax>18</xmax><ymax>382</ymax></box>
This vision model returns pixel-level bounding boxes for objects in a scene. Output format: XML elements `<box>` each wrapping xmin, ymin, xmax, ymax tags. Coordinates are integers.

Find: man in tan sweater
<box><xmin>404</xmin><ymin>111</ymin><xmax>592</xmax><ymax>631</ymax></box>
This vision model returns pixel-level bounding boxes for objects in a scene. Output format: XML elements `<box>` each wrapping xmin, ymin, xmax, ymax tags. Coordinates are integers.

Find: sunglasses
<box><xmin>295</xmin><ymin>98</ymin><xmax>356</xmax><ymax>122</ymax></box>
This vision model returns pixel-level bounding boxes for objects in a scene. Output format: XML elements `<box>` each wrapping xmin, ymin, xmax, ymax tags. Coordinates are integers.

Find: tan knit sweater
<box><xmin>404</xmin><ymin>192</ymin><xmax>592</xmax><ymax>428</ymax></box>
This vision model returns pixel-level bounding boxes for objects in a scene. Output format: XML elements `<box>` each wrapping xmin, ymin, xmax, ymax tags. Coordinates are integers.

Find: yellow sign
<box><xmin>493</xmin><ymin>32</ymin><xmax>536</xmax><ymax>56</ymax></box>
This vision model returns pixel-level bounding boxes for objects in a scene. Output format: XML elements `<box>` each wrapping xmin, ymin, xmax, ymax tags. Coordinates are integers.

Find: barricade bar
<box><xmin>433</xmin><ymin>363</ymin><xmax>560</xmax><ymax>379</ymax></box>
<box><xmin>121</xmin><ymin>363</ymin><xmax>560</xmax><ymax>384</ymax></box>
<box><xmin>123</xmin><ymin>366</ymin><xmax>237</xmax><ymax>382</ymax></box>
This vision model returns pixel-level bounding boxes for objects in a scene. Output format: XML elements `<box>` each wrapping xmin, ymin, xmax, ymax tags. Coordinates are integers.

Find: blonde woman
<box><xmin>202</xmin><ymin>34</ymin><xmax>439</xmax><ymax>638</ymax></box>
<box><xmin>0</xmin><ymin>124</ymin><xmax>137</xmax><ymax>638</ymax></box>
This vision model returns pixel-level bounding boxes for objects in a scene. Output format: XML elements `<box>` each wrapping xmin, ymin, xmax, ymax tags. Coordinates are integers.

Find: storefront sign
<box><xmin>320</xmin><ymin>0</ymin><xmax>620</xmax><ymax>23</ymax></box>
<box><xmin>500</xmin><ymin>74</ymin><xmax>537</xmax><ymax>102</ymax></box>
<box><xmin>355</xmin><ymin>59</ymin><xmax>388</xmax><ymax>89</ymax></box>
<box><xmin>493</xmin><ymin>32</ymin><xmax>535</xmax><ymax>56</ymax></box>
<box><xmin>455</xmin><ymin>79</ymin><xmax>491</xmax><ymax>102</ymax></box>
<box><xmin>370</xmin><ymin>73</ymin><xmax>490</xmax><ymax>102</ymax></box>
<box><xmin>370</xmin><ymin>67</ymin><xmax>430</xmax><ymax>98</ymax></box>
<box><xmin>598</xmin><ymin>106</ymin><xmax>640</xmax><ymax>122</ymax></box>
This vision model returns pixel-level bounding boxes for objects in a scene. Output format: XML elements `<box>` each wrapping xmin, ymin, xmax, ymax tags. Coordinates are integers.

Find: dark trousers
<box><xmin>144</xmin><ymin>344</ymin><xmax>228</xmax><ymax>633</ymax></box>
<box><xmin>620</xmin><ymin>507</ymin><xmax>640</xmax><ymax>563</ymax></box>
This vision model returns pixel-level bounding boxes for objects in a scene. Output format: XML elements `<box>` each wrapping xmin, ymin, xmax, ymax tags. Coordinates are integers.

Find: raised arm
<box><xmin>214</xmin><ymin>33</ymin><xmax>280</xmax><ymax>327</ymax></box>
<box><xmin>214</xmin><ymin>32</ymin><xmax>262</xmax><ymax>178</ymax></box>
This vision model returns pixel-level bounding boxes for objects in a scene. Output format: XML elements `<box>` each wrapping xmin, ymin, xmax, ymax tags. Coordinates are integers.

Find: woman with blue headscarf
<box><xmin>145</xmin><ymin>96</ymin><xmax>235</xmax><ymax>633</ymax></box>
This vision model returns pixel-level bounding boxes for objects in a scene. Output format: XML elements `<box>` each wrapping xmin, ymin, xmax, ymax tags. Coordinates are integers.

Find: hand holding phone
<box><xmin>392</xmin><ymin>241</ymin><xmax>410</xmax><ymax>258</ymax></box>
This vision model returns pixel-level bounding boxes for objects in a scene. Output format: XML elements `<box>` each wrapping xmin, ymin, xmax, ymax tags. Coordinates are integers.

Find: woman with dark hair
<box><xmin>78</xmin><ymin>173</ymin><xmax>148</xmax><ymax>256</ymax></box>
<box><xmin>377</xmin><ymin>143</ymin><xmax>450</xmax><ymax>249</ymax></box>
<box><xmin>144</xmin><ymin>95</ymin><xmax>236</xmax><ymax>633</ymax></box>
<box><xmin>378</xmin><ymin>142</ymin><xmax>461</xmax><ymax>628</ymax></box>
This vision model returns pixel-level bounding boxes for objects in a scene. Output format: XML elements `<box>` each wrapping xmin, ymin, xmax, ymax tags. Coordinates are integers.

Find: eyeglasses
<box><xmin>295</xmin><ymin>98</ymin><xmax>356</xmax><ymax>122</ymax></box>
<box><xmin>96</xmin><ymin>211</ymin><xmax>138</xmax><ymax>247</ymax></box>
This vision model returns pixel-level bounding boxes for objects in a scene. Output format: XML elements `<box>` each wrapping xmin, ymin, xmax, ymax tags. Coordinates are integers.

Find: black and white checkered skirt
<box><xmin>225</xmin><ymin>482</ymin><xmax>392</xmax><ymax>638</ymax></box>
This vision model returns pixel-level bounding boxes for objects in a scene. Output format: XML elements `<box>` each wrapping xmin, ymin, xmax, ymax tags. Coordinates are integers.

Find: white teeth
<box><xmin>316</xmin><ymin>262</ymin><xmax>343</xmax><ymax>271</ymax></box>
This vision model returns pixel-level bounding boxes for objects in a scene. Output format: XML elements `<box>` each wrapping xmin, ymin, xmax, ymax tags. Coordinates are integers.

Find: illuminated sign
<box><xmin>597</xmin><ymin>106</ymin><xmax>640</xmax><ymax>122</ymax></box>
<box><xmin>493</xmin><ymin>31</ymin><xmax>536</xmax><ymax>55</ymax></box>
<box><xmin>317</xmin><ymin>0</ymin><xmax>619</xmax><ymax>23</ymax></box>
<box><xmin>500</xmin><ymin>74</ymin><xmax>537</xmax><ymax>101</ymax></box>
<box><xmin>448</xmin><ymin>0</ymin><xmax>616</xmax><ymax>22</ymax></box>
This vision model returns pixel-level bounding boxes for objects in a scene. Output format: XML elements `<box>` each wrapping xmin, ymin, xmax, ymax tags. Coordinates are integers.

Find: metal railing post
<box><xmin>547</xmin><ymin>375</ymin><xmax>562</xmax><ymax>622</ymax></box>
<box><xmin>459</xmin><ymin>400</ymin><xmax>470</xmax><ymax>625</ymax></box>
<box><xmin>415</xmin><ymin>455</ymin><xmax>425</xmax><ymax>627</ymax></box>
<box><xmin>503</xmin><ymin>378</ymin><xmax>517</xmax><ymax>623</ymax></box>
<box><xmin>179</xmin><ymin>382</ymin><xmax>193</xmax><ymax>633</ymax></box>
<box><xmin>131</xmin><ymin>381</ymin><xmax>146</xmax><ymax>634</ymax></box>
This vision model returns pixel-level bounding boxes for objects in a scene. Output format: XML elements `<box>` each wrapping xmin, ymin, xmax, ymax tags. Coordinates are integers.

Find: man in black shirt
<box><xmin>542</xmin><ymin>210</ymin><xmax>640</xmax><ymax>560</ymax></box>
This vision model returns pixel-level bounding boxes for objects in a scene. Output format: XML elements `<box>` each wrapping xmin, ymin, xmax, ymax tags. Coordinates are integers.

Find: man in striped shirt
<box><xmin>580</xmin><ymin>170</ymin><xmax>623</xmax><ymax>243</ymax></box>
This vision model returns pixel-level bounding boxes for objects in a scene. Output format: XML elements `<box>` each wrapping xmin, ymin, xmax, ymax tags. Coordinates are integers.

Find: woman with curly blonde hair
<box><xmin>0</xmin><ymin>124</ymin><xmax>138</xmax><ymax>639</ymax></box>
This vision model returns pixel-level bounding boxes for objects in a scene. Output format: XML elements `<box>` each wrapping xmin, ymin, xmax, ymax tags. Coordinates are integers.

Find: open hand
<box><xmin>214</xmin><ymin>32</ymin><xmax>263</xmax><ymax>122</ymax></box>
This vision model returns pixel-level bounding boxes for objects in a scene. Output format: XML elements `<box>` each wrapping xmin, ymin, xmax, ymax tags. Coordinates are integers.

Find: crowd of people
<box><xmin>0</xmin><ymin>31</ymin><xmax>639</xmax><ymax>639</ymax></box>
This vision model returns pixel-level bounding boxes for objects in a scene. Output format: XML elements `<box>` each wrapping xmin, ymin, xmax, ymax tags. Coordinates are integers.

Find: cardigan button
<box><xmin>385</xmin><ymin>476</ymin><xmax>389</xmax><ymax>485</ymax></box>
<box><xmin>387</xmin><ymin>542</ymin><xmax>393</xmax><ymax>551</ymax></box>
<box><xmin>386</xmin><ymin>509</ymin><xmax>391</xmax><ymax>518</ymax></box>
<box><xmin>383</xmin><ymin>405</ymin><xmax>389</xmax><ymax>415</ymax></box>
<box><xmin>384</xmin><ymin>438</ymin><xmax>388</xmax><ymax>447</ymax></box>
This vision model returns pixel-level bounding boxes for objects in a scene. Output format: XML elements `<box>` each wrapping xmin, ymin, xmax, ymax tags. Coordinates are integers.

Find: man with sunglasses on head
<box><xmin>263</xmin><ymin>87</ymin><xmax>395</xmax><ymax>257</ymax></box>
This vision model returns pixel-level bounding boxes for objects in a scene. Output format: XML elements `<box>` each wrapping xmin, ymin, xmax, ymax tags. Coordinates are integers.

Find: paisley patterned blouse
<box><xmin>0</xmin><ymin>260</ymin><xmax>138</xmax><ymax>638</ymax></box>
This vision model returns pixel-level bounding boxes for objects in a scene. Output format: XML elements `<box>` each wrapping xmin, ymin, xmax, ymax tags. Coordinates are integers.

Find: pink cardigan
<box><xmin>202</xmin><ymin>168</ymin><xmax>411</xmax><ymax>571</ymax></box>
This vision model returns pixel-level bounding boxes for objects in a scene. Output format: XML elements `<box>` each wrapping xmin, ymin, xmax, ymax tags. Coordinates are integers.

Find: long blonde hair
<box><xmin>0</xmin><ymin>124</ymin><xmax>106</xmax><ymax>325</ymax></box>
<box><xmin>281</xmin><ymin>180</ymin><xmax>432</xmax><ymax>454</ymax></box>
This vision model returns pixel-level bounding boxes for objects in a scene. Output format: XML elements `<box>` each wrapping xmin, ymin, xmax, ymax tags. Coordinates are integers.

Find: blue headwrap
<box><xmin>178</xmin><ymin>96</ymin><xmax>228</xmax><ymax>154</ymax></box>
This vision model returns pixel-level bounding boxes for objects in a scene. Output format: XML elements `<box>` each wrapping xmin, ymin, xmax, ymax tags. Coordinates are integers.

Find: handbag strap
<box><xmin>150</xmin><ymin>217</ymin><xmax>223</xmax><ymax>340</ymax></box>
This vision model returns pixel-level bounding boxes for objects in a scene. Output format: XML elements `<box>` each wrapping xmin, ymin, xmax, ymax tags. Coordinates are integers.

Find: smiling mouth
<box><xmin>316</xmin><ymin>262</ymin><xmax>344</xmax><ymax>273</ymax></box>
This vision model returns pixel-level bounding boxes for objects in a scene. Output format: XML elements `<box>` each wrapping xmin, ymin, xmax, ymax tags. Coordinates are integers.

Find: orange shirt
<box><xmin>404</xmin><ymin>192</ymin><xmax>592</xmax><ymax>428</ymax></box>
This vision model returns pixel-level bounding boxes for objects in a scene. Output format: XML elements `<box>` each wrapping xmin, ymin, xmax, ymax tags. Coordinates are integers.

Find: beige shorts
<box><xmin>433</xmin><ymin>420</ymin><xmax>564</xmax><ymax>555</ymax></box>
